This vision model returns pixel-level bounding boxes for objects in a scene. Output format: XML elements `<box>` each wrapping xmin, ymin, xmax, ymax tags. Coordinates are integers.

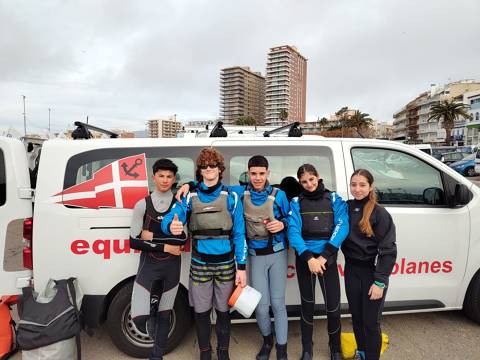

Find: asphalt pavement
<box><xmin>12</xmin><ymin>311</ymin><xmax>480</xmax><ymax>359</ymax></box>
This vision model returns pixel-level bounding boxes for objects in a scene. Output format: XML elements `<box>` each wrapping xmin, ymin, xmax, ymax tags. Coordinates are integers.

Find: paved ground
<box><xmin>469</xmin><ymin>175</ymin><xmax>480</xmax><ymax>186</ymax></box>
<box><xmin>11</xmin><ymin>310</ymin><xmax>480</xmax><ymax>359</ymax></box>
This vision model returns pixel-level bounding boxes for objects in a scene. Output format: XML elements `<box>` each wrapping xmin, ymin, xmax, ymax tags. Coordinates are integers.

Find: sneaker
<box><xmin>299</xmin><ymin>351</ymin><xmax>312</xmax><ymax>360</ymax></box>
<box><xmin>330</xmin><ymin>352</ymin><xmax>342</xmax><ymax>360</ymax></box>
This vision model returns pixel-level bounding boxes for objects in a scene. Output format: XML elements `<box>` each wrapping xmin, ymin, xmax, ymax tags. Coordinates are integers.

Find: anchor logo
<box><xmin>121</xmin><ymin>158</ymin><xmax>143</xmax><ymax>178</ymax></box>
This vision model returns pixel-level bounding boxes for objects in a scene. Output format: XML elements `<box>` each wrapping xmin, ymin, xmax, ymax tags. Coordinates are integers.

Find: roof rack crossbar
<box><xmin>263</xmin><ymin>122</ymin><xmax>302</xmax><ymax>137</ymax></box>
<box><xmin>72</xmin><ymin>121</ymin><xmax>119</xmax><ymax>139</ymax></box>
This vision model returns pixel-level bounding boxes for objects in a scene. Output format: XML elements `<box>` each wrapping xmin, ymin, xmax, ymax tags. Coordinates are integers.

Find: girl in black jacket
<box><xmin>342</xmin><ymin>169</ymin><xmax>397</xmax><ymax>360</ymax></box>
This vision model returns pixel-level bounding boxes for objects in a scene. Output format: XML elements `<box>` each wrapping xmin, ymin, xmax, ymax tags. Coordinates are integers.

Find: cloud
<box><xmin>0</xmin><ymin>0</ymin><xmax>479</xmax><ymax>133</ymax></box>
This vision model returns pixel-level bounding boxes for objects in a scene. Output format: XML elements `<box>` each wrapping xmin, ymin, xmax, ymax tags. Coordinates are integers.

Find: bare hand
<box><xmin>170</xmin><ymin>214</ymin><xmax>184</xmax><ymax>235</ymax></box>
<box><xmin>317</xmin><ymin>256</ymin><xmax>327</xmax><ymax>273</ymax></box>
<box><xmin>368</xmin><ymin>284</ymin><xmax>384</xmax><ymax>300</ymax></box>
<box><xmin>265</xmin><ymin>220</ymin><xmax>284</xmax><ymax>233</ymax></box>
<box><xmin>235</xmin><ymin>270</ymin><xmax>247</xmax><ymax>288</ymax></box>
<box><xmin>164</xmin><ymin>244</ymin><xmax>182</xmax><ymax>256</ymax></box>
<box><xmin>307</xmin><ymin>257</ymin><xmax>322</xmax><ymax>274</ymax></box>
<box><xmin>140</xmin><ymin>230</ymin><xmax>153</xmax><ymax>241</ymax></box>
<box><xmin>175</xmin><ymin>184</ymin><xmax>190</xmax><ymax>202</ymax></box>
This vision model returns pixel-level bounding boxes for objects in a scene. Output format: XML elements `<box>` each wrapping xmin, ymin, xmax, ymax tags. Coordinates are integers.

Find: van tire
<box><xmin>106</xmin><ymin>281</ymin><xmax>191</xmax><ymax>358</ymax></box>
<box><xmin>464</xmin><ymin>270</ymin><xmax>480</xmax><ymax>324</ymax></box>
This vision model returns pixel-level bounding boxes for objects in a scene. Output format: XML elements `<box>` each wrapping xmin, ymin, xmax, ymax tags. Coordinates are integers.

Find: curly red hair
<box><xmin>195</xmin><ymin>147</ymin><xmax>225</xmax><ymax>181</ymax></box>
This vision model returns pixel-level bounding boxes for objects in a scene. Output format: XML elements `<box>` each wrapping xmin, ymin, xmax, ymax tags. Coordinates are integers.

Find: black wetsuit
<box><xmin>341</xmin><ymin>198</ymin><xmax>397</xmax><ymax>360</ymax></box>
<box><xmin>129</xmin><ymin>191</ymin><xmax>186</xmax><ymax>360</ymax></box>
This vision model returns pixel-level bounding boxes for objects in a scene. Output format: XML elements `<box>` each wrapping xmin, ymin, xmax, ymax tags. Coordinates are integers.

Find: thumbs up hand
<box><xmin>170</xmin><ymin>213</ymin><xmax>184</xmax><ymax>235</ymax></box>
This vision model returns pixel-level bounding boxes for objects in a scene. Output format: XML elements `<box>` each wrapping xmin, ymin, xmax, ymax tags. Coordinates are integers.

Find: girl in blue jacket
<box><xmin>288</xmin><ymin>164</ymin><xmax>349</xmax><ymax>360</ymax></box>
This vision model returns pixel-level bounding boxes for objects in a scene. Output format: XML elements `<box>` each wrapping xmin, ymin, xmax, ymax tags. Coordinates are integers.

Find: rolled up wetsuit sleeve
<box><xmin>161</xmin><ymin>195</ymin><xmax>190</xmax><ymax>235</ymax></box>
<box><xmin>287</xmin><ymin>198</ymin><xmax>312</xmax><ymax>261</ymax></box>
<box><xmin>229</xmin><ymin>191</ymin><xmax>247</xmax><ymax>270</ymax></box>
<box><xmin>320</xmin><ymin>192</ymin><xmax>349</xmax><ymax>259</ymax></box>
<box><xmin>373</xmin><ymin>208</ymin><xmax>397</xmax><ymax>286</ymax></box>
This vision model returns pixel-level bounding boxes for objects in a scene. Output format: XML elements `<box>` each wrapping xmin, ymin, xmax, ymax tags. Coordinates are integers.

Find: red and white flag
<box><xmin>54</xmin><ymin>153</ymin><xmax>149</xmax><ymax>209</ymax></box>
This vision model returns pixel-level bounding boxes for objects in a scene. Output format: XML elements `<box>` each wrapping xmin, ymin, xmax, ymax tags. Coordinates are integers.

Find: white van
<box><xmin>1</xmin><ymin>136</ymin><xmax>480</xmax><ymax>357</ymax></box>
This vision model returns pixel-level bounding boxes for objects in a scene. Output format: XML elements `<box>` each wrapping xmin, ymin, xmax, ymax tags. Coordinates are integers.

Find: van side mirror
<box><xmin>453</xmin><ymin>183</ymin><xmax>472</xmax><ymax>207</ymax></box>
<box><xmin>423</xmin><ymin>187</ymin><xmax>444</xmax><ymax>205</ymax></box>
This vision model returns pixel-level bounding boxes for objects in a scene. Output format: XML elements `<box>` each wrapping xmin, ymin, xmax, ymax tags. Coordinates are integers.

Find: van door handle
<box><xmin>79</xmin><ymin>217</ymin><xmax>131</xmax><ymax>230</ymax></box>
<box><xmin>18</xmin><ymin>187</ymin><xmax>34</xmax><ymax>199</ymax></box>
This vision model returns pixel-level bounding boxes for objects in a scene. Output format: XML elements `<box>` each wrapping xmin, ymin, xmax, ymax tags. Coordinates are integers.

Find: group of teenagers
<box><xmin>128</xmin><ymin>147</ymin><xmax>398</xmax><ymax>360</ymax></box>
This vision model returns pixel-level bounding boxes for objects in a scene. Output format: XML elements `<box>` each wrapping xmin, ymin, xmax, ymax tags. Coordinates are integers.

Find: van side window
<box><xmin>0</xmin><ymin>149</ymin><xmax>5</xmax><ymax>206</ymax></box>
<box><xmin>351</xmin><ymin>148</ymin><xmax>445</xmax><ymax>206</ymax></box>
<box><xmin>64</xmin><ymin>148</ymin><xmax>198</xmax><ymax>206</ymax></box>
<box><xmin>225</xmin><ymin>147</ymin><xmax>335</xmax><ymax>190</ymax></box>
<box><xmin>74</xmin><ymin>157</ymin><xmax>194</xmax><ymax>193</ymax></box>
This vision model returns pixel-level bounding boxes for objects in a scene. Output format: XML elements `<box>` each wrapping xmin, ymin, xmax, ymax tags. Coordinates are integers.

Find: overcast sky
<box><xmin>0</xmin><ymin>0</ymin><xmax>479</xmax><ymax>134</ymax></box>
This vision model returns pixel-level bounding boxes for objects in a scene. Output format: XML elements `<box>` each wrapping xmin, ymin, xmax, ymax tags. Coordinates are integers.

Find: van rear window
<box><xmin>0</xmin><ymin>149</ymin><xmax>5</xmax><ymax>206</ymax></box>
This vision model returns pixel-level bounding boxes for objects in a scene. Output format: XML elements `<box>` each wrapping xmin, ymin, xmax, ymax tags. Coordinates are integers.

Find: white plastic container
<box><xmin>228</xmin><ymin>285</ymin><xmax>262</xmax><ymax>318</ymax></box>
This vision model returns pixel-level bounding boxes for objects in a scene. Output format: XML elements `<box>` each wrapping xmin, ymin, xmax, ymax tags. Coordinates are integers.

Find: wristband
<box><xmin>374</xmin><ymin>281</ymin><xmax>386</xmax><ymax>289</ymax></box>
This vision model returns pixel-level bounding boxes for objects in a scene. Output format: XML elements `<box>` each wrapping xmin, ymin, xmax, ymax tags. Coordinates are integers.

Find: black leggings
<box><xmin>344</xmin><ymin>262</ymin><xmax>386</xmax><ymax>360</ymax></box>
<box><xmin>296</xmin><ymin>255</ymin><xmax>341</xmax><ymax>353</ymax></box>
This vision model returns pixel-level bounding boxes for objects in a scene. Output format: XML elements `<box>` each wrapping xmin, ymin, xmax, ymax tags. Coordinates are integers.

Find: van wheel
<box><xmin>464</xmin><ymin>167</ymin><xmax>476</xmax><ymax>177</ymax></box>
<box><xmin>464</xmin><ymin>270</ymin><xmax>480</xmax><ymax>324</ymax></box>
<box><xmin>106</xmin><ymin>281</ymin><xmax>191</xmax><ymax>358</ymax></box>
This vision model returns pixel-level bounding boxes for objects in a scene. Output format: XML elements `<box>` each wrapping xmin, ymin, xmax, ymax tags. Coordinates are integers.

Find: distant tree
<box><xmin>346</xmin><ymin>110</ymin><xmax>373</xmax><ymax>138</ymax></box>
<box><xmin>279</xmin><ymin>109</ymin><xmax>288</xmax><ymax>123</ymax></box>
<box><xmin>428</xmin><ymin>100</ymin><xmax>471</xmax><ymax>145</ymax></box>
<box><xmin>317</xmin><ymin>117</ymin><xmax>329</xmax><ymax>130</ymax></box>
<box><xmin>235</xmin><ymin>116</ymin><xmax>256</xmax><ymax>126</ymax></box>
<box><xmin>335</xmin><ymin>107</ymin><xmax>349</xmax><ymax>116</ymax></box>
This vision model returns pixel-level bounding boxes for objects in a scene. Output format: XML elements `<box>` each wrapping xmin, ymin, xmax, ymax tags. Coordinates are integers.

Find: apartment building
<box><xmin>147</xmin><ymin>116</ymin><xmax>182</xmax><ymax>138</ymax></box>
<box><xmin>265</xmin><ymin>45</ymin><xmax>307</xmax><ymax>126</ymax></box>
<box><xmin>220</xmin><ymin>66</ymin><xmax>265</xmax><ymax>125</ymax></box>
<box><xmin>465</xmin><ymin>90</ymin><xmax>480</xmax><ymax>145</ymax></box>
<box><xmin>394</xmin><ymin>80</ymin><xmax>480</xmax><ymax>144</ymax></box>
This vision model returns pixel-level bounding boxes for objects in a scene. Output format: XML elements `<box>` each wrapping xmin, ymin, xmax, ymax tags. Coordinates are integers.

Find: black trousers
<box><xmin>295</xmin><ymin>255</ymin><xmax>341</xmax><ymax>353</ymax></box>
<box><xmin>344</xmin><ymin>262</ymin><xmax>386</xmax><ymax>360</ymax></box>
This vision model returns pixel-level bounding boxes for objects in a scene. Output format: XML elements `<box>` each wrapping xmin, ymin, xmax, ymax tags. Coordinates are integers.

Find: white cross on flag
<box><xmin>54</xmin><ymin>153</ymin><xmax>149</xmax><ymax>209</ymax></box>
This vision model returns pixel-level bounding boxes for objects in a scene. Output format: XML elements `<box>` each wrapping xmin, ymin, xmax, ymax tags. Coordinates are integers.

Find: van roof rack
<box><xmin>209</xmin><ymin>121</ymin><xmax>228</xmax><ymax>137</ymax></box>
<box><xmin>72</xmin><ymin>121</ymin><xmax>119</xmax><ymax>139</ymax></box>
<box><xmin>263</xmin><ymin>122</ymin><xmax>302</xmax><ymax>137</ymax></box>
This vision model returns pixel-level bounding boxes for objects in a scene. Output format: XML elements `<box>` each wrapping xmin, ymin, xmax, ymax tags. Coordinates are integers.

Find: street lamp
<box><xmin>48</xmin><ymin>108</ymin><xmax>51</xmax><ymax>133</ymax></box>
<box><xmin>22</xmin><ymin>95</ymin><xmax>26</xmax><ymax>137</ymax></box>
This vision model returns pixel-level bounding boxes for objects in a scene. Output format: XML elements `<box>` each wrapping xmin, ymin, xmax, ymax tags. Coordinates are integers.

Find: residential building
<box><xmin>465</xmin><ymin>91</ymin><xmax>480</xmax><ymax>145</ymax></box>
<box><xmin>220</xmin><ymin>66</ymin><xmax>265</xmax><ymax>125</ymax></box>
<box><xmin>265</xmin><ymin>45</ymin><xmax>307</xmax><ymax>126</ymax></box>
<box><xmin>394</xmin><ymin>80</ymin><xmax>480</xmax><ymax>144</ymax></box>
<box><xmin>147</xmin><ymin>116</ymin><xmax>182</xmax><ymax>138</ymax></box>
<box><xmin>374</xmin><ymin>121</ymin><xmax>394</xmax><ymax>139</ymax></box>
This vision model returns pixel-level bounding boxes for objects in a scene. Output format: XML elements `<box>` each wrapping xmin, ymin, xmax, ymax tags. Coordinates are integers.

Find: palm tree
<box><xmin>346</xmin><ymin>110</ymin><xmax>373</xmax><ymax>138</ymax></box>
<box><xmin>428</xmin><ymin>100</ymin><xmax>471</xmax><ymax>145</ymax></box>
<box><xmin>235</xmin><ymin>116</ymin><xmax>256</xmax><ymax>126</ymax></box>
<box><xmin>317</xmin><ymin>117</ymin><xmax>329</xmax><ymax>130</ymax></box>
<box><xmin>279</xmin><ymin>109</ymin><xmax>288</xmax><ymax>123</ymax></box>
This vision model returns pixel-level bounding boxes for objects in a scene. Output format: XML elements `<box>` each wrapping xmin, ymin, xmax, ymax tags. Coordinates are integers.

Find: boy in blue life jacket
<box><xmin>162</xmin><ymin>148</ymin><xmax>247</xmax><ymax>360</ymax></box>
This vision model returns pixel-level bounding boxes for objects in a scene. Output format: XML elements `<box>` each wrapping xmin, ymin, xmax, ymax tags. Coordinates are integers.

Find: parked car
<box><xmin>475</xmin><ymin>149</ymin><xmax>480</xmax><ymax>174</ymax></box>
<box><xmin>432</xmin><ymin>146</ymin><xmax>474</xmax><ymax>160</ymax></box>
<box><xmin>440</xmin><ymin>151</ymin><xmax>469</xmax><ymax>165</ymax></box>
<box><xmin>449</xmin><ymin>154</ymin><xmax>478</xmax><ymax>177</ymax></box>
